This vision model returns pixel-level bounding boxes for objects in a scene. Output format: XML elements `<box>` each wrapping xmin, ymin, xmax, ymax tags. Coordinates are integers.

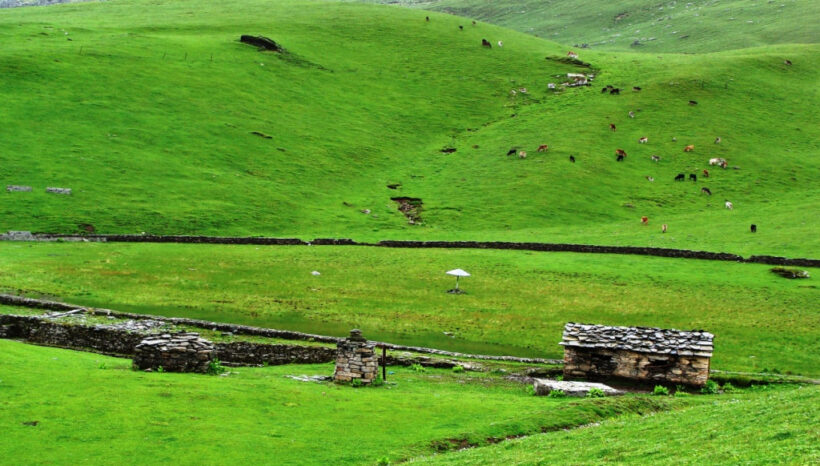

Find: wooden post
<box><xmin>382</xmin><ymin>345</ymin><xmax>387</xmax><ymax>380</ymax></box>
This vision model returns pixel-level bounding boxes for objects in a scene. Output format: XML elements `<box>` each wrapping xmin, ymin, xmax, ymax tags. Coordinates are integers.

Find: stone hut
<box><xmin>334</xmin><ymin>329</ymin><xmax>379</xmax><ymax>385</ymax></box>
<box><xmin>133</xmin><ymin>332</ymin><xmax>215</xmax><ymax>373</ymax></box>
<box><xmin>560</xmin><ymin>323</ymin><xmax>713</xmax><ymax>386</ymax></box>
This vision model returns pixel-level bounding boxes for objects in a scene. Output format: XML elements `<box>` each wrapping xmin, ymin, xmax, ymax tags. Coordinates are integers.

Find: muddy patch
<box><xmin>391</xmin><ymin>197</ymin><xmax>423</xmax><ymax>224</ymax></box>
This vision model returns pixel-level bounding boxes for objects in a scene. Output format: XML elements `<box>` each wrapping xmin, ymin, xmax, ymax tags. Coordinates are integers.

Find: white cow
<box><xmin>725</xmin><ymin>201</ymin><xmax>733</xmax><ymax>210</ymax></box>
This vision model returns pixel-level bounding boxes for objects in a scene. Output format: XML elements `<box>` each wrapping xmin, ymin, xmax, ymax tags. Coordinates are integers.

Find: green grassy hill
<box><xmin>0</xmin><ymin>0</ymin><xmax>817</xmax><ymax>255</ymax></box>
<box><xmin>361</xmin><ymin>0</ymin><xmax>820</xmax><ymax>53</ymax></box>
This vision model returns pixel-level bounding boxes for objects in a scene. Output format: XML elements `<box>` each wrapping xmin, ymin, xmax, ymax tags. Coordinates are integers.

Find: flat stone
<box><xmin>533</xmin><ymin>379</ymin><xmax>623</xmax><ymax>397</ymax></box>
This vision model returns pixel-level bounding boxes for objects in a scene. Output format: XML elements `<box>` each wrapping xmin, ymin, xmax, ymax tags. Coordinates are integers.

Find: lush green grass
<box><xmin>0</xmin><ymin>339</ymin><xmax>683</xmax><ymax>464</ymax></box>
<box><xmin>1</xmin><ymin>242</ymin><xmax>817</xmax><ymax>375</ymax></box>
<box><xmin>415</xmin><ymin>384</ymin><xmax>820</xmax><ymax>464</ymax></box>
<box><xmin>0</xmin><ymin>0</ymin><xmax>817</xmax><ymax>256</ymax></box>
<box><xmin>361</xmin><ymin>0</ymin><xmax>820</xmax><ymax>53</ymax></box>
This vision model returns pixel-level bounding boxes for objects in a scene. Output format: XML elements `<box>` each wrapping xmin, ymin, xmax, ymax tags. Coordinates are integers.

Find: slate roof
<box><xmin>560</xmin><ymin>322</ymin><xmax>714</xmax><ymax>357</ymax></box>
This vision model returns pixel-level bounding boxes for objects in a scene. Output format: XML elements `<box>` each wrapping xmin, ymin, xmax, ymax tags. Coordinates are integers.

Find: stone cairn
<box><xmin>334</xmin><ymin>329</ymin><xmax>379</xmax><ymax>385</ymax></box>
<box><xmin>133</xmin><ymin>332</ymin><xmax>215</xmax><ymax>373</ymax></box>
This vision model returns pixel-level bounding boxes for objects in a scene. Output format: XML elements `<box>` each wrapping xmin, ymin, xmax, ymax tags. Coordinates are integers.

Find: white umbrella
<box><xmin>446</xmin><ymin>269</ymin><xmax>471</xmax><ymax>291</ymax></box>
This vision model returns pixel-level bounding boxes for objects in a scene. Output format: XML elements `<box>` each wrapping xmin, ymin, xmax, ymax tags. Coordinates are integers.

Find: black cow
<box><xmin>569</xmin><ymin>155</ymin><xmax>576</xmax><ymax>163</ymax></box>
<box><xmin>506</xmin><ymin>148</ymin><xmax>517</xmax><ymax>156</ymax></box>
<box><xmin>701</xmin><ymin>187</ymin><xmax>712</xmax><ymax>195</ymax></box>
<box><xmin>633</xmin><ymin>86</ymin><xmax>642</xmax><ymax>91</ymax></box>
<box><xmin>482</xmin><ymin>39</ymin><xmax>492</xmax><ymax>48</ymax></box>
<box><xmin>610</xmin><ymin>88</ymin><xmax>621</xmax><ymax>95</ymax></box>
<box><xmin>688</xmin><ymin>100</ymin><xmax>698</xmax><ymax>106</ymax></box>
<box><xmin>675</xmin><ymin>173</ymin><xmax>685</xmax><ymax>181</ymax></box>
<box><xmin>601</xmin><ymin>87</ymin><xmax>608</xmax><ymax>93</ymax></box>
<box><xmin>689</xmin><ymin>173</ymin><xmax>697</xmax><ymax>182</ymax></box>
<box><xmin>426</xmin><ymin>16</ymin><xmax>430</xmax><ymax>21</ymax></box>
<box><xmin>616</xmin><ymin>154</ymin><xmax>625</xmax><ymax>162</ymax></box>
<box><xmin>459</xmin><ymin>25</ymin><xmax>463</xmax><ymax>30</ymax></box>
<box><xmin>751</xmin><ymin>224</ymin><xmax>757</xmax><ymax>233</ymax></box>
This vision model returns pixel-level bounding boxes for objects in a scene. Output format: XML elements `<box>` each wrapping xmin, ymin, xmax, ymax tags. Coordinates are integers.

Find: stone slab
<box><xmin>533</xmin><ymin>379</ymin><xmax>623</xmax><ymax>397</ymax></box>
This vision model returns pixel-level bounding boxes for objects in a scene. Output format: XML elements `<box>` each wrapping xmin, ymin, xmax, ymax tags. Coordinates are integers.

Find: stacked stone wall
<box><xmin>133</xmin><ymin>333</ymin><xmax>214</xmax><ymax>373</ymax></box>
<box><xmin>564</xmin><ymin>346</ymin><xmax>710</xmax><ymax>386</ymax></box>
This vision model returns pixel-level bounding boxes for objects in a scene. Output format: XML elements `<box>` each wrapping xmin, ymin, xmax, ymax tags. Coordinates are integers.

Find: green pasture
<box><xmin>0</xmin><ymin>339</ymin><xmax>683</xmax><ymax>464</ymax></box>
<box><xmin>0</xmin><ymin>0</ymin><xmax>817</xmax><ymax>256</ymax></box>
<box><xmin>361</xmin><ymin>0</ymin><xmax>820</xmax><ymax>53</ymax></box>
<box><xmin>418</xmin><ymin>384</ymin><xmax>820</xmax><ymax>464</ymax></box>
<box><xmin>1</xmin><ymin>242</ymin><xmax>817</xmax><ymax>375</ymax></box>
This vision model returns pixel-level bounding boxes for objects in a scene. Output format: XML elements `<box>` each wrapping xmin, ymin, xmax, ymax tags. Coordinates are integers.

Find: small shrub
<box><xmin>372</xmin><ymin>376</ymin><xmax>385</xmax><ymax>387</ymax></box>
<box><xmin>673</xmin><ymin>385</ymin><xmax>690</xmax><ymax>397</ymax></box>
<box><xmin>701</xmin><ymin>380</ymin><xmax>720</xmax><ymax>394</ymax></box>
<box><xmin>586</xmin><ymin>387</ymin><xmax>605</xmax><ymax>398</ymax></box>
<box><xmin>98</xmin><ymin>363</ymin><xmax>106</xmax><ymax>370</ymax></box>
<box><xmin>547</xmin><ymin>389</ymin><xmax>566</xmax><ymax>398</ymax></box>
<box><xmin>555</xmin><ymin>375</ymin><xmax>564</xmax><ymax>381</ymax></box>
<box><xmin>351</xmin><ymin>378</ymin><xmax>363</xmax><ymax>388</ymax></box>
<box><xmin>377</xmin><ymin>457</ymin><xmax>390</xmax><ymax>466</ymax></box>
<box><xmin>410</xmin><ymin>363</ymin><xmax>425</xmax><ymax>373</ymax></box>
<box><xmin>721</xmin><ymin>382</ymin><xmax>736</xmax><ymax>392</ymax></box>
<box><xmin>652</xmin><ymin>385</ymin><xmax>669</xmax><ymax>396</ymax></box>
<box><xmin>207</xmin><ymin>359</ymin><xmax>226</xmax><ymax>375</ymax></box>
<box><xmin>452</xmin><ymin>365</ymin><xmax>465</xmax><ymax>373</ymax></box>
<box><xmin>156</xmin><ymin>366</ymin><xmax>165</xmax><ymax>374</ymax></box>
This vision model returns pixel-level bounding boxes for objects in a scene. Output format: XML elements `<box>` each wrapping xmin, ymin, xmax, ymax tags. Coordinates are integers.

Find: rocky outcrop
<box><xmin>533</xmin><ymin>379</ymin><xmax>623</xmax><ymax>397</ymax></box>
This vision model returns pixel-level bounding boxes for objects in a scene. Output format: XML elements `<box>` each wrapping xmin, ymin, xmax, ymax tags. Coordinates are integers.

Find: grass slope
<box><xmin>2</xmin><ymin>242</ymin><xmax>817</xmax><ymax>375</ymax></box>
<box><xmin>362</xmin><ymin>0</ymin><xmax>820</xmax><ymax>53</ymax></box>
<box><xmin>416</xmin><ymin>384</ymin><xmax>820</xmax><ymax>464</ymax></box>
<box><xmin>0</xmin><ymin>0</ymin><xmax>817</xmax><ymax>255</ymax></box>
<box><xmin>0</xmin><ymin>339</ymin><xmax>679</xmax><ymax>464</ymax></box>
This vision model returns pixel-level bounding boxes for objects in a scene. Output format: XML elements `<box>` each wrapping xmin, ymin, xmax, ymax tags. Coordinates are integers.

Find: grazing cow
<box><xmin>472</xmin><ymin>20</ymin><xmax>476</xmax><ymax>25</ymax></box>
<box><xmin>628</xmin><ymin>111</ymin><xmax>635</xmax><ymax>118</ymax></box>
<box><xmin>662</xmin><ymin>224</ymin><xmax>668</xmax><ymax>233</ymax></box>
<box><xmin>616</xmin><ymin>154</ymin><xmax>625</xmax><ymax>162</ymax></box>
<box><xmin>518</xmin><ymin>151</ymin><xmax>527</xmax><ymax>159</ymax></box>
<box><xmin>639</xmin><ymin>137</ymin><xmax>648</xmax><ymax>144</ymax></box>
<box><xmin>714</xmin><ymin>137</ymin><xmax>721</xmax><ymax>144</ymax></box>
<box><xmin>641</xmin><ymin>216</ymin><xmax>649</xmax><ymax>225</ymax></box>
<box><xmin>709</xmin><ymin>157</ymin><xmax>726</xmax><ymax>166</ymax></box>
<box><xmin>615</xmin><ymin>149</ymin><xmax>627</xmax><ymax>157</ymax></box>
<box><xmin>610</xmin><ymin>88</ymin><xmax>620</xmax><ymax>95</ymax></box>
<box><xmin>633</xmin><ymin>86</ymin><xmax>642</xmax><ymax>91</ymax></box>
<box><xmin>689</xmin><ymin>173</ymin><xmax>697</xmax><ymax>182</ymax></box>
<box><xmin>688</xmin><ymin>100</ymin><xmax>698</xmax><ymax>105</ymax></box>
<box><xmin>498</xmin><ymin>41</ymin><xmax>503</xmax><ymax>47</ymax></box>
<box><xmin>684</xmin><ymin>144</ymin><xmax>695</xmax><ymax>152</ymax></box>
<box><xmin>703</xmin><ymin>169</ymin><xmax>710</xmax><ymax>178</ymax></box>
<box><xmin>567</xmin><ymin>51</ymin><xmax>578</xmax><ymax>58</ymax></box>
<box><xmin>426</xmin><ymin>16</ymin><xmax>430</xmax><ymax>21</ymax></box>
<box><xmin>725</xmin><ymin>201</ymin><xmax>733</xmax><ymax>210</ymax></box>
<box><xmin>569</xmin><ymin>155</ymin><xmax>576</xmax><ymax>163</ymax></box>
<box><xmin>721</xmin><ymin>161</ymin><xmax>728</xmax><ymax>169</ymax></box>
<box><xmin>701</xmin><ymin>187</ymin><xmax>712</xmax><ymax>195</ymax></box>
<box><xmin>672</xmin><ymin>137</ymin><xmax>677</xmax><ymax>142</ymax></box>
<box><xmin>646</xmin><ymin>176</ymin><xmax>655</xmax><ymax>182</ymax></box>
<box><xmin>784</xmin><ymin>59</ymin><xmax>792</xmax><ymax>66</ymax></box>
<box><xmin>609</xmin><ymin>123</ymin><xmax>617</xmax><ymax>131</ymax></box>
<box><xmin>537</xmin><ymin>144</ymin><xmax>549</xmax><ymax>152</ymax></box>
<box><xmin>548</xmin><ymin>83</ymin><xmax>556</xmax><ymax>89</ymax></box>
<box><xmin>750</xmin><ymin>224</ymin><xmax>757</xmax><ymax>233</ymax></box>
<box><xmin>482</xmin><ymin>39</ymin><xmax>492</xmax><ymax>48</ymax></box>
<box><xmin>674</xmin><ymin>173</ymin><xmax>685</xmax><ymax>181</ymax></box>
<box><xmin>651</xmin><ymin>155</ymin><xmax>660</xmax><ymax>162</ymax></box>
<box><xmin>519</xmin><ymin>87</ymin><xmax>528</xmax><ymax>93</ymax></box>
<box><xmin>507</xmin><ymin>148</ymin><xmax>517</xmax><ymax>156</ymax></box>
<box><xmin>459</xmin><ymin>25</ymin><xmax>463</xmax><ymax>30</ymax></box>
<box><xmin>601</xmin><ymin>87</ymin><xmax>608</xmax><ymax>93</ymax></box>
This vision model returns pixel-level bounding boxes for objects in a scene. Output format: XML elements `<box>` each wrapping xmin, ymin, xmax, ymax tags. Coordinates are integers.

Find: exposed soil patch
<box><xmin>391</xmin><ymin>197</ymin><xmax>423</xmax><ymax>224</ymax></box>
<box><xmin>240</xmin><ymin>35</ymin><xmax>283</xmax><ymax>52</ymax></box>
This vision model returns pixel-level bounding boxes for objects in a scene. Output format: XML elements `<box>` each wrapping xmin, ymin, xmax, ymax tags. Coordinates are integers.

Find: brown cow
<box><xmin>639</xmin><ymin>137</ymin><xmax>648</xmax><ymax>144</ymax></box>
<box><xmin>609</xmin><ymin>123</ymin><xmax>616</xmax><ymax>131</ymax></box>
<box><xmin>641</xmin><ymin>216</ymin><xmax>649</xmax><ymax>225</ymax></box>
<box><xmin>684</xmin><ymin>145</ymin><xmax>695</xmax><ymax>152</ymax></box>
<box><xmin>703</xmin><ymin>169</ymin><xmax>710</xmax><ymax>178</ymax></box>
<box><xmin>518</xmin><ymin>151</ymin><xmax>527</xmax><ymax>159</ymax></box>
<box><xmin>662</xmin><ymin>224</ymin><xmax>668</xmax><ymax>233</ymax></box>
<box><xmin>537</xmin><ymin>144</ymin><xmax>549</xmax><ymax>152</ymax></box>
<box><xmin>615</xmin><ymin>149</ymin><xmax>627</xmax><ymax>157</ymax></box>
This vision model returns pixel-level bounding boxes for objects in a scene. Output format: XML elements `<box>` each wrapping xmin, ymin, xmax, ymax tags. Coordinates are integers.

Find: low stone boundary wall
<box><xmin>0</xmin><ymin>314</ymin><xmax>334</xmax><ymax>366</ymax></box>
<box><xmin>0</xmin><ymin>294</ymin><xmax>560</xmax><ymax>364</ymax></box>
<box><xmin>2</xmin><ymin>233</ymin><xmax>817</xmax><ymax>267</ymax></box>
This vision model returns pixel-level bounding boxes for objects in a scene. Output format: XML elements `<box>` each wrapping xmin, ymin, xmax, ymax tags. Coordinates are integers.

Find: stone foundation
<box><xmin>334</xmin><ymin>329</ymin><xmax>379</xmax><ymax>384</ymax></box>
<box><xmin>563</xmin><ymin>346</ymin><xmax>710</xmax><ymax>386</ymax></box>
<box><xmin>132</xmin><ymin>332</ymin><xmax>215</xmax><ymax>373</ymax></box>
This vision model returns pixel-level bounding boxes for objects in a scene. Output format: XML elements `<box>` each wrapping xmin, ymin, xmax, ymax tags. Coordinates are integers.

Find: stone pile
<box><xmin>560</xmin><ymin>323</ymin><xmax>714</xmax><ymax>386</ymax></box>
<box><xmin>333</xmin><ymin>329</ymin><xmax>379</xmax><ymax>385</ymax></box>
<box><xmin>45</xmin><ymin>187</ymin><xmax>71</xmax><ymax>195</ymax></box>
<box><xmin>6</xmin><ymin>185</ymin><xmax>32</xmax><ymax>192</ymax></box>
<box><xmin>133</xmin><ymin>332</ymin><xmax>214</xmax><ymax>373</ymax></box>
